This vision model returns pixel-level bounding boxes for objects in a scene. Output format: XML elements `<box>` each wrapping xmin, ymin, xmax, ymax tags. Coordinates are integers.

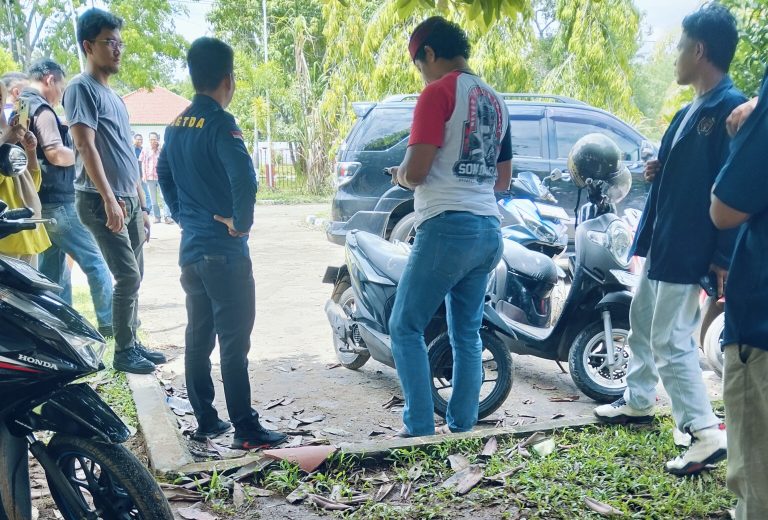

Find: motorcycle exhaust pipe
<box><xmin>324</xmin><ymin>299</ymin><xmax>351</xmax><ymax>341</ymax></box>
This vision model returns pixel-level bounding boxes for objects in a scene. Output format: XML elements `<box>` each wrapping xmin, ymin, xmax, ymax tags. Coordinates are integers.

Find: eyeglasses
<box><xmin>90</xmin><ymin>39</ymin><xmax>125</xmax><ymax>52</ymax></box>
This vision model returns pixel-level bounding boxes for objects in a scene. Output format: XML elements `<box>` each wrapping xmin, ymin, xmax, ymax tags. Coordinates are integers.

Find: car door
<box><xmin>547</xmin><ymin>107</ymin><xmax>650</xmax><ymax>220</ymax></box>
<box><xmin>506</xmin><ymin>106</ymin><xmax>551</xmax><ymax>182</ymax></box>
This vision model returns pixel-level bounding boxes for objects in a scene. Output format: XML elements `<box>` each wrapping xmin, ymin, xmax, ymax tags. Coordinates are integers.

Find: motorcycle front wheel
<box><xmin>45</xmin><ymin>434</ymin><xmax>173</xmax><ymax>520</ymax></box>
<box><xmin>428</xmin><ymin>329</ymin><xmax>513</xmax><ymax>420</ymax></box>
<box><xmin>569</xmin><ymin>318</ymin><xmax>631</xmax><ymax>403</ymax></box>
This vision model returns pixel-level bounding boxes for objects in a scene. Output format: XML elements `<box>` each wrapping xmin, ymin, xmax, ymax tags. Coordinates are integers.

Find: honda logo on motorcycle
<box><xmin>18</xmin><ymin>354</ymin><xmax>58</xmax><ymax>371</ymax></box>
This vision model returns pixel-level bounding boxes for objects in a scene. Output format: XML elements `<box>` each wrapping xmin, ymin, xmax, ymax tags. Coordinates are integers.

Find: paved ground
<box><xmin>72</xmin><ymin>203</ymin><xmax>725</xmax><ymax>445</ymax></box>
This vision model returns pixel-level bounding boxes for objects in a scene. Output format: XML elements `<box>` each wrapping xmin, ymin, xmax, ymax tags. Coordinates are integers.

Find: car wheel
<box><xmin>389</xmin><ymin>212</ymin><xmax>417</xmax><ymax>244</ymax></box>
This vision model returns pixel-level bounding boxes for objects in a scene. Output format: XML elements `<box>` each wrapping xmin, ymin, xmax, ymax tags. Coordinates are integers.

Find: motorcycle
<box><xmin>0</xmin><ymin>198</ymin><xmax>173</xmax><ymax>520</ymax></box>
<box><xmin>323</xmin><ymin>227</ymin><xmax>514</xmax><ymax>420</ymax></box>
<box><xmin>699</xmin><ymin>293</ymin><xmax>725</xmax><ymax>378</ymax></box>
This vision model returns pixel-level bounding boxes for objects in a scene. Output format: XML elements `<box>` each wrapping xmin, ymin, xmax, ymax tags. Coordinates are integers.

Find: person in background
<box><xmin>0</xmin><ymin>81</ymin><xmax>51</xmax><ymax>265</ymax></box>
<box><xmin>20</xmin><ymin>59</ymin><xmax>114</xmax><ymax>337</ymax></box>
<box><xmin>140</xmin><ymin>131</ymin><xmax>171</xmax><ymax>223</ymax></box>
<box><xmin>158</xmin><ymin>37</ymin><xmax>287</xmax><ymax>450</ymax></box>
<box><xmin>388</xmin><ymin>17</ymin><xmax>509</xmax><ymax>438</ymax></box>
<box><xmin>593</xmin><ymin>4</ymin><xmax>745</xmax><ymax>476</ymax></box>
<box><xmin>133</xmin><ymin>132</ymin><xmax>151</xmax><ymax>215</ymax></box>
<box><xmin>1</xmin><ymin>72</ymin><xmax>29</xmax><ymax>116</ymax></box>
<box><xmin>64</xmin><ymin>7</ymin><xmax>165</xmax><ymax>373</ymax></box>
<box><xmin>710</xmin><ymin>66</ymin><xmax>768</xmax><ymax>519</ymax></box>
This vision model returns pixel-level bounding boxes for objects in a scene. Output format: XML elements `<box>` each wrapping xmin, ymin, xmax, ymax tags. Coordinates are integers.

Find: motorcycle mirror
<box><xmin>0</xmin><ymin>143</ymin><xmax>27</xmax><ymax>178</ymax></box>
<box><xmin>549</xmin><ymin>169</ymin><xmax>564</xmax><ymax>181</ymax></box>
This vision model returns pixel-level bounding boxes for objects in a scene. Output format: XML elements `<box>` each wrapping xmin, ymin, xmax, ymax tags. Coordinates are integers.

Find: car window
<box><xmin>348</xmin><ymin>107</ymin><xmax>414</xmax><ymax>152</ymax></box>
<box><xmin>509</xmin><ymin>118</ymin><xmax>543</xmax><ymax>158</ymax></box>
<box><xmin>554</xmin><ymin>118</ymin><xmax>640</xmax><ymax>161</ymax></box>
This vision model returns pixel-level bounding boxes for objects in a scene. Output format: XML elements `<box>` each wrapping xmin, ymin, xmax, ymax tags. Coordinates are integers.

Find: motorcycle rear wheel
<box><xmin>45</xmin><ymin>434</ymin><xmax>173</xmax><ymax>520</ymax></box>
<box><xmin>331</xmin><ymin>286</ymin><xmax>370</xmax><ymax>369</ymax></box>
<box><xmin>428</xmin><ymin>330</ymin><xmax>513</xmax><ymax>420</ymax></box>
<box><xmin>703</xmin><ymin>313</ymin><xmax>725</xmax><ymax>379</ymax></box>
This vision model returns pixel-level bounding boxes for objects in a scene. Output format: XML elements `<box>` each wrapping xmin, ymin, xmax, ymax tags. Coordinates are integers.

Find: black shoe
<box><xmin>98</xmin><ymin>325</ymin><xmax>114</xmax><ymax>338</ymax></box>
<box><xmin>232</xmin><ymin>424</ymin><xmax>288</xmax><ymax>450</ymax></box>
<box><xmin>135</xmin><ymin>342</ymin><xmax>167</xmax><ymax>365</ymax></box>
<box><xmin>113</xmin><ymin>348</ymin><xmax>156</xmax><ymax>374</ymax></box>
<box><xmin>192</xmin><ymin>419</ymin><xmax>232</xmax><ymax>441</ymax></box>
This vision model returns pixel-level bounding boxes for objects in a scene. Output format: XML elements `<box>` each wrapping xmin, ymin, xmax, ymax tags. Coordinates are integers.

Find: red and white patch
<box><xmin>231</xmin><ymin>131</ymin><xmax>244</xmax><ymax>141</ymax></box>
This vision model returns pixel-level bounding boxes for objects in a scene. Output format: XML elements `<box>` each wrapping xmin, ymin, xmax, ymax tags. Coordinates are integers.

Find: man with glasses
<box><xmin>18</xmin><ymin>59</ymin><xmax>114</xmax><ymax>337</ymax></box>
<box><xmin>64</xmin><ymin>8</ymin><xmax>165</xmax><ymax>373</ymax></box>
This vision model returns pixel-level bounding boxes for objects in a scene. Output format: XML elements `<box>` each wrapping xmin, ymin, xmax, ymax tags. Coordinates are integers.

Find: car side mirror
<box><xmin>640</xmin><ymin>140</ymin><xmax>655</xmax><ymax>161</ymax></box>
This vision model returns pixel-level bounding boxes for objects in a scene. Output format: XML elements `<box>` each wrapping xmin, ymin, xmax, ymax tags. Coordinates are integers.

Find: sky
<box><xmin>172</xmin><ymin>0</ymin><xmax>703</xmax><ymax>49</ymax></box>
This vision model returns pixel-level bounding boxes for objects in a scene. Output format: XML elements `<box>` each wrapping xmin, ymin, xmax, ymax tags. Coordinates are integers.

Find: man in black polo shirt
<box><xmin>710</xmin><ymin>67</ymin><xmax>768</xmax><ymax>520</ymax></box>
<box><xmin>157</xmin><ymin>37</ymin><xmax>286</xmax><ymax>449</ymax></box>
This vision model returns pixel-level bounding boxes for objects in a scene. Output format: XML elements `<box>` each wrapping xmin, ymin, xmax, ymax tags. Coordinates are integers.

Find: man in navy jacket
<box><xmin>710</xmin><ymin>66</ymin><xmax>768</xmax><ymax>519</ymax></box>
<box><xmin>594</xmin><ymin>4</ymin><xmax>744</xmax><ymax>476</ymax></box>
<box><xmin>157</xmin><ymin>37</ymin><xmax>286</xmax><ymax>450</ymax></box>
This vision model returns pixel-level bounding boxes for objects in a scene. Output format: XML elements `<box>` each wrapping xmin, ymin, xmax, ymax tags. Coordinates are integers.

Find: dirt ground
<box><xmin>129</xmin><ymin>203</ymin><xmax>722</xmax><ymax>442</ymax></box>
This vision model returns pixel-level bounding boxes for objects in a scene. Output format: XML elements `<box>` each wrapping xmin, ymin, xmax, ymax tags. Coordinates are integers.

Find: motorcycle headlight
<box><xmin>59</xmin><ymin>330</ymin><xmax>106</xmax><ymax>370</ymax></box>
<box><xmin>518</xmin><ymin>207</ymin><xmax>556</xmax><ymax>243</ymax></box>
<box><xmin>607</xmin><ymin>220</ymin><xmax>632</xmax><ymax>267</ymax></box>
<box><xmin>586</xmin><ymin>220</ymin><xmax>632</xmax><ymax>268</ymax></box>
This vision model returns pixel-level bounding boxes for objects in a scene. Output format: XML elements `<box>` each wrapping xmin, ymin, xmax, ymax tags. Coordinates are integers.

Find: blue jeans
<box><xmin>389</xmin><ymin>211</ymin><xmax>503</xmax><ymax>436</ymax></box>
<box><xmin>141</xmin><ymin>181</ymin><xmax>152</xmax><ymax>213</ymax></box>
<box><xmin>146</xmin><ymin>180</ymin><xmax>165</xmax><ymax>219</ymax></box>
<box><xmin>39</xmin><ymin>202</ymin><xmax>113</xmax><ymax>329</ymax></box>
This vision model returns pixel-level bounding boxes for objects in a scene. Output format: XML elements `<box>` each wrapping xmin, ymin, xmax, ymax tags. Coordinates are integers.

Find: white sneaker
<box><xmin>666</xmin><ymin>424</ymin><xmax>727</xmax><ymax>476</ymax></box>
<box><xmin>594</xmin><ymin>397</ymin><xmax>655</xmax><ymax>424</ymax></box>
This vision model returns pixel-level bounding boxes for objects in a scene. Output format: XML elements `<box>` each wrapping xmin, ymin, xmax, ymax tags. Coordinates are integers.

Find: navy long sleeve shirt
<box><xmin>157</xmin><ymin>94</ymin><xmax>258</xmax><ymax>267</ymax></box>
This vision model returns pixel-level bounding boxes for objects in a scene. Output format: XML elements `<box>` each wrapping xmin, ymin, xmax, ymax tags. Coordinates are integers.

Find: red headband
<box><xmin>408</xmin><ymin>21</ymin><xmax>438</xmax><ymax>61</ymax></box>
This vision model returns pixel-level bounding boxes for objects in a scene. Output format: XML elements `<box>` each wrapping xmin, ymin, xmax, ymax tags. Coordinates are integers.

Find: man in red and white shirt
<box><xmin>139</xmin><ymin>131</ymin><xmax>171</xmax><ymax>223</ymax></box>
<box><xmin>389</xmin><ymin>16</ymin><xmax>512</xmax><ymax>438</ymax></box>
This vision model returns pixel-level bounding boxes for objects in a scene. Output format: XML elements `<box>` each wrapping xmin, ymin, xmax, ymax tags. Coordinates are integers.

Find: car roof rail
<box><xmin>352</xmin><ymin>101</ymin><xmax>377</xmax><ymax>118</ymax></box>
<box><xmin>501</xmin><ymin>93</ymin><xmax>588</xmax><ymax>105</ymax></box>
<box><xmin>381</xmin><ymin>94</ymin><xmax>421</xmax><ymax>103</ymax></box>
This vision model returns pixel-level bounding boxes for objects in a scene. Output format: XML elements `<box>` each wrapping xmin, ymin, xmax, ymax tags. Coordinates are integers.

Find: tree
<box><xmin>340</xmin><ymin>0</ymin><xmax>530</xmax><ymax>27</ymax></box>
<box><xmin>721</xmin><ymin>0</ymin><xmax>768</xmax><ymax>96</ymax></box>
<box><xmin>543</xmin><ymin>0</ymin><xmax>642</xmax><ymax>123</ymax></box>
<box><xmin>0</xmin><ymin>0</ymin><xmax>187</xmax><ymax>91</ymax></box>
<box><xmin>631</xmin><ymin>33</ymin><xmax>680</xmax><ymax>139</ymax></box>
<box><xmin>0</xmin><ymin>47</ymin><xmax>19</xmax><ymax>76</ymax></box>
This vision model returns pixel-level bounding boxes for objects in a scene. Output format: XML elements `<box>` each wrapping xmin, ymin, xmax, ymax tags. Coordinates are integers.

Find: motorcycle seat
<box><xmin>353</xmin><ymin>231</ymin><xmax>410</xmax><ymax>283</ymax></box>
<box><xmin>501</xmin><ymin>240</ymin><xmax>558</xmax><ymax>285</ymax></box>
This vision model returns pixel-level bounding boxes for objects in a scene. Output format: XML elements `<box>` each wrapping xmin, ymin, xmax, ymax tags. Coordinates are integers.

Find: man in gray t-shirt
<box><xmin>64</xmin><ymin>7</ymin><xmax>166</xmax><ymax>374</ymax></box>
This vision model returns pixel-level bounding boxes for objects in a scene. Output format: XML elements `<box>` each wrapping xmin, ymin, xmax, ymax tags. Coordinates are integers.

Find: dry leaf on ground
<box><xmin>177</xmin><ymin>505</ymin><xmax>217</xmax><ymax>520</ymax></box>
<box><xmin>448</xmin><ymin>454</ymin><xmax>471</xmax><ymax>472</ymax></box>
<box><xmin>548</xmin><ymin>395</ymin><xmax>580</xmax><ymax>402</ymax></box>
<box><xmin>584</xmin><ymin>496</ymin><xmax>625</xmax><ymax>516</ymax></box>
<box><xmin>374</xmin><ymin>483</ymin><xmax>395</xmax><ymax>502</ymax></box>
<box><xmin>481</xmin><ymin>436</ymin><xmax>498</xmax><ymax>457</ymax></box>
<box><xmin>442</xmin><ymin>465</ymin><xmax>484</xmax><ymax>495</ymax></box>
<box><xmin>205</xmin><ymin>439</ymin><xmax>246</xmax><ymax>460</ymax></box>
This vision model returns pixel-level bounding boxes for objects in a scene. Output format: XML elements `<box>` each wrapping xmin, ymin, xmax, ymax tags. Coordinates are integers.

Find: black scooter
<box><xmin>486</xmin><ymin>174</ymin><xmax>636</xmax><ymax>402</ymax></box>
<box><xmin>323</xmin><ymin>227</ymin><xmax>514</xmax><ymax>420</ymax></box>
<box><xmin>0</xmin><ymin>200</ymin><xmax>172</xmax><ymax>520</ymax></box>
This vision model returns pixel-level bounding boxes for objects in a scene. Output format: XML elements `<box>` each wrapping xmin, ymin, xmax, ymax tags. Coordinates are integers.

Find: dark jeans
<box><xmin>180</xmin><ymin>255</ymin><xmax>259</xmax><ymax>431</ymax></box>
<box><xmin>76</xmin><ymin>191</ymin><xmax>144</xmax><ymax>353</ymax></box>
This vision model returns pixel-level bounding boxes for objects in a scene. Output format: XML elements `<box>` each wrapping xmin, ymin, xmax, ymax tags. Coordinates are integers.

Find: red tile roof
<box><xmin>122</xmin><ymin>87</ymin><xmax>191</xmax><ymax>126</ymax></box>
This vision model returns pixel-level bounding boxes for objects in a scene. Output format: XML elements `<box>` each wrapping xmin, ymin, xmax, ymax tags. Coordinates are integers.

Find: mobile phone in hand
<box><xmin>699</xmin><ymin>271</ymin><xmax>718</xmax><ymax>298</ymax></box>
<box><xmin>15</xmin><ymin>99</ymin><xmax>29</xmax><ymax>130</ymax></box>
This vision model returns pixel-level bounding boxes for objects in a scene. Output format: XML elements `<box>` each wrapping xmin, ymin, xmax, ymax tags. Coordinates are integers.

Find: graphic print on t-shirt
<box><xmin>453</xmin><ymin>85</ymin><xmax>504</xmax><ymax>183</ymax></box>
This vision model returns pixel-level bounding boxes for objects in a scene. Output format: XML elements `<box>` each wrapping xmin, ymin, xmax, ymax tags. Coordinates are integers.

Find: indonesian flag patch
<box><xmin>231</xmin><ymin>131</ymin><xmax>244</xmax><ymax>140</ymax></box>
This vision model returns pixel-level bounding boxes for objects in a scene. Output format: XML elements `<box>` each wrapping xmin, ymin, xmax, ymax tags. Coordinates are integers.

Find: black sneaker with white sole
<box><xmin>594</xmin><ymin>397</ymin><xmax>655</xmax><ymax>424</ymax></box>
<box><xmin>192</xmin><ymin>419</ymin><xmax>232</xmax><ymax>441</ymax></box>
<box><xmin>134</xmin><ymin>342</ymin><xmax>167</xmax><ymax>365</ymax></box>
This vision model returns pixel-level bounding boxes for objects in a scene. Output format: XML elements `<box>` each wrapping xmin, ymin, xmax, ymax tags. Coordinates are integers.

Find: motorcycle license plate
<box><xmin>535</xmin><ymin>203</ymin><xmax>570</xmax><ymax>221</ymax></box>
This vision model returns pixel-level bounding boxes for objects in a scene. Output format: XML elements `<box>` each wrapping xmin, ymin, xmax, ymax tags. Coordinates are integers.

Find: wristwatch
<box><xmin>141</xmin><ymin>206</ymin><xmax>150</xmax><ymax>215</ymax></box>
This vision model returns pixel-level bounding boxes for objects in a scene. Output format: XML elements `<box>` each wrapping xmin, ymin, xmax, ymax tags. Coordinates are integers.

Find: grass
<box><xmin>73</xmin><ymin>288</ymin><xmax>138</xmax><ymax>429</ymax></box>
<box><xmin>257</xmin><ymin>188</ymin><xmax>332</xmax><ymax>205</ymax></box>
<box><xmin>249</xmin><ymin>413</ymin><xmax>735</xmax><ymax>520</ymax></box>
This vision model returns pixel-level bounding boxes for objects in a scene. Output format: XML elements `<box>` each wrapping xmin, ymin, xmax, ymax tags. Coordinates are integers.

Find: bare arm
<box><xmin>494</xmin><ymin>160</ymin><xmax>512</xmax><ymax>191</ymax></box>
<box><xmin>710</xmin><ymin>194</ymin><xmax>750</xmax><ymax>229</ymax></box>
<box><xmin>397</xmin><ymin>144</ymin><xmax>438</xmax><ymax>189</ymax></box>
<box><xmin>69</xmin><ymin>123</ymin><xmax>126</xmax><ymax>232</ymax></box>
<box><xmin>42</xmin><ymin>145</ymin><xmax>75</xmax><ymax>167</ymax></box>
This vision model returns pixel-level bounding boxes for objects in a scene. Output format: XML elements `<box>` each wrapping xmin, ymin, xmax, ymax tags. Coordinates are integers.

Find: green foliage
<box><xmin>0</xmin><ymin>0</ymin><xmax>187</xmax><ymax>91</ymax></box>
<box><xmin>722</xmin><ymin>0</ymin><xmax>768</xmax><ymax>96</ymax></box>
<box><xmin>0</xmin><ymin>48</ymin><xmax>20</xmax><ymax>76</ymax></box>
<box><xmin>631</xmin><ymin>33</ymin><xmax>680</xmax><ymax>139</ymax></box>
<box><xmin>544</xmin><ymin>0</ymin><xmax>642</xmax><ymax>123</ymax></box>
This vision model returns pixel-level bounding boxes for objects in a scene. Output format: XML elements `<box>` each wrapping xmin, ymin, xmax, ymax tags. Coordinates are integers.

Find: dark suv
<box><xmin>326</xmin><ymin>94</ymin><xmax>655</xmax><ymax>245</ymax></box>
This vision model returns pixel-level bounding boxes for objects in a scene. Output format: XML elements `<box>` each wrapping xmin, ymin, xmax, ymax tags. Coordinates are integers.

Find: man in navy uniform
<box><xmin>157</xmin><ymin>37</ymin><xmax>286</xmax><ymax>450</ymax></box>
<box><xmin>710</xmin><ymin>66</ymin><xmax>768</xmax><ymax>519</ymax></box>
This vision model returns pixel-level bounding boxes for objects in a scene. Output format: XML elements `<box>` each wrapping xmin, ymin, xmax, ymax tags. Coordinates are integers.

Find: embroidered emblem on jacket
<box><xmin>697</xmin><ymin>116</ymin><xmax>715</xmax><ymax>136</ymax></box>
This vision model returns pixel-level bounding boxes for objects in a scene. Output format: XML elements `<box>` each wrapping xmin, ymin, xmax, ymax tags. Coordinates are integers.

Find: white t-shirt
<box><xmin>408</xmin><ymin>71</ymin><xmax>512</xmax><ymax>228</ymax></box>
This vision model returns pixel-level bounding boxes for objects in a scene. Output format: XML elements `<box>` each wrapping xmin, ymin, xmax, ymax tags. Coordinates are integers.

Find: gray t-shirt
<box><xmin>63</xmin><ymin>73</ymin><xmax>139</xmax><ymax>197</ymax></box>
